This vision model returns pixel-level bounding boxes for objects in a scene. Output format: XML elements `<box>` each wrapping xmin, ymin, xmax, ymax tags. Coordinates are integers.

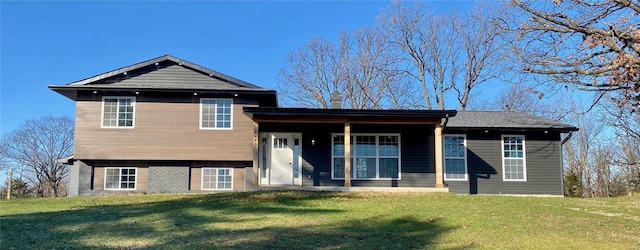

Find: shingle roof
<box><xmin>447</xmin><ymin>111</ymin><xmax>578</xmax><ymax>131</ymax></box>
<box><xmin>48</xmin><ymin>55</ymin><xmax>276</xmax><ymax>101</ymax></box>
<box><xmin>65</xmin><ymin>54</ymin><xmax>265</xmax><ymax>89</ymax></box>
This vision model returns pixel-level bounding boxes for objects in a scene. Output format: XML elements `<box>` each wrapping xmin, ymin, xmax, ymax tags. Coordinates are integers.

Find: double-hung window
<box><xmin>502</xmin><ymin>135</ymin><xmax>526</xmax><ymax>181</ymax></box>
<box><xmin>202</xmin><ymin>168</ymin><xmax>233</xmax><ymax>190</ymax></box>
<box><xmin>332</xmin><ymin>134</ymin><xmax>400</xmax><ymax>180</ymax></box>
<box><xmin>102</xmin><ymin>97</ymin><xmax>135</xmax><ymax>128</ymax></box>
<box><xmin>200</xmin><ymin>98</ymin><xmax>233</xmax><ymax>129</ymax></box>
<box><xmin>444</xmin><ymin>135</ymin><xmax>467</xmax><ymax>181</ymax></box>
<box><xmin>104</xmin><ymin>167</ymin><xmax>137</xmax><ymax>190</ymax></box>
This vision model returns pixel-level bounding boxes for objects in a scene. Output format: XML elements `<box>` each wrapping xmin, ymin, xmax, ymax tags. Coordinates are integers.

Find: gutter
<box><xmin>561</xmin><ymin>131</ymin><xmax>573</xmax><ymax>145</ymax></box>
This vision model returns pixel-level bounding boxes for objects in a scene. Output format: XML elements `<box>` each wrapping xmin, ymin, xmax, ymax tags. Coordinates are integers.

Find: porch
<box><xmin>243</xmin><ymin>107</ymin><xmax>457</xmax><ymax>189</ymax></box>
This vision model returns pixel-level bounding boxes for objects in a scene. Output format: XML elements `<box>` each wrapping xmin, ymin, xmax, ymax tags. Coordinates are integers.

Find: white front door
<box><xmin>270</xmin><ymin>133</ymin><xmax>294</xmax><ymax>185</ymax></box>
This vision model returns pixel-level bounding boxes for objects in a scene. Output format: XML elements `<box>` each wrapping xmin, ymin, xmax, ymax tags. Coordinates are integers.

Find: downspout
<box><xmin>561</xmin><ymin>131</ymin><xmax>573</xmax><ymax>145</ymax></box>
<box><xmin>560</xmin><ymin>130</ymin><xmax>573</xmax><ymax>196</ymax></box>
<box><xmin>441</xmin><ymin>114</ymin><xmax>449</xmax><ymax>131</ymax></box>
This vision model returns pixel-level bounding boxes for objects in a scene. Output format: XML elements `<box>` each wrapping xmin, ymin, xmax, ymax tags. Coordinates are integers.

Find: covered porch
<box><xmin>243</xmin><ymin>107</ymin><xmax>457</xmax><ymax>189</ymax></box>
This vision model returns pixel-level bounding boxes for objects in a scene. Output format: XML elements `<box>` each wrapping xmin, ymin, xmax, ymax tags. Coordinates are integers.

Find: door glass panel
<box><xmin>273</xmin><ymin>138</ymin><xmax>288</xmax><ymax>148</ymax></box>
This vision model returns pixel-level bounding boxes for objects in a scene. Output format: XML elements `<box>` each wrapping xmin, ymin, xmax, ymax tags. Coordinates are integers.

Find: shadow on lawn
<box><xmin>1</xmin><ymin>191</ymin><xmax>456</xmax><ymax>249</ymax></box>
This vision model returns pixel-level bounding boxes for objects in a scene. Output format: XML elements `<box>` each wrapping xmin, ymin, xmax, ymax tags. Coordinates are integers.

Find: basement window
<box><xmin>104</xmin><ymin>167</ymin><xmax>137</xmax><ymax>190</ymax></box>
<box><xmin>202</xmin><ymin>168</ymin><xmax>233</xmax><ymax>190</ymax></box>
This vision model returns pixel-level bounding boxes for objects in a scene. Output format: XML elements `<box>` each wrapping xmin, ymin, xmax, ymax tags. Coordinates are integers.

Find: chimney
<box><xmin>330</xmin><ymin>91</ymin><xmax>342</xmax><ymax>109</ymax></box>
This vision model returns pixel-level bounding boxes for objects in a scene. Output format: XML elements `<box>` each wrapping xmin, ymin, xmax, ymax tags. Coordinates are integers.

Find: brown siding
<box><xmin>74</xmin><ymin>95</ymin><xmax>257</xmax><ymax>161</ymax></box>
<box><xmin>93</xmin><ymin>161</ymin><xmax>149</xmax><ymax>191</ymax></box>
<box><xmin>233</xmin><ymin>168</ymin><xmax>245</xmax><ymax>191</ymax></box>
<box><xmin>190</xmin><ymin>167</ymin><xmax>201</xmax><ymax>191</ymax></box>
<box><xmin>190</xmin><ymin>161</ymin><xmax>246</xmax><ymax>191</ymax></box>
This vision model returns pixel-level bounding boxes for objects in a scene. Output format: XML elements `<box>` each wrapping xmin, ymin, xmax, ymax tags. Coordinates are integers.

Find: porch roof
<box><xmin>243</xmin><ymin>107</ymin><xmax>457</xmax><ymax>124</ymax></box>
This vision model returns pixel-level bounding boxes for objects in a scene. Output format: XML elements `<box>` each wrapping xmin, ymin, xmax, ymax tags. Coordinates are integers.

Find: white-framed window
<box><xmin>332</xmin><ymin>133</ymin><xmax>401</xmax><ymax>180</ymax></box>
<box><xmin>502</xmin><ymin>135</ymin><xmax>527</xmax><ymax>181</ymax></box>
<box><xmin>202</xmin><ymin>168</ymin><xmax>233</xmax><ymax>190</ymax></box>
<box><xmin>102</xmin><ymin>97</ymin><xmax>135</xmax><ymax>128</ymax></box>
<box><xmin>200</xmin><ymin>98</ymin><xmax>233</xmax><ymax>129</ymax></box>
<box><xmin>444</xmin><ymin>135</ymin><xmax>467</xmax><ymax>181</ymax></box>
<box><xmin>104</xmin><ymin>167</ymin><xmax>137</xmax><ymax>190</ymax></box>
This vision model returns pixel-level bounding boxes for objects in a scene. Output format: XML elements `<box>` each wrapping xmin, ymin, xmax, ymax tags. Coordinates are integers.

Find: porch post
<box><xmin>344</xmin><ymin>122</ymin><xmax>351</xmax><ymax>187</ymax></box>
<box><xmin>434</xmin><ymin>123</ymin><xmax>444</xmax><ymax>188</ymax></box>
<box><xmin>252</xmin><ymin>121</ymin><xmax>259</xmax><ymax>186</ymax></box>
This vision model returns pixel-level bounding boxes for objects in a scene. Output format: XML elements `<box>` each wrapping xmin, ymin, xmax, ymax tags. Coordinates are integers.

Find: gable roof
<box><xmin>48</xmin><ymin>55</ymin><xmax>276</xmax><ymax>100</ymax></box>
<box><xmin>447</xmin><ymin>111</ymin><xmax>578</xmax><ymax>132</ymax></box>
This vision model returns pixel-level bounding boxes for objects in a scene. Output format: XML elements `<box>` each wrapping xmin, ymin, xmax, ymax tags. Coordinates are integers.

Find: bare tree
<box><xmin>338</xmin><ymin>28</ymin><xmax>411</xmax><ymax>109</ymax></box>
<box><xmin>278</xmin><ymin>27</ymin><xmax>412</xmax><ymax>109</ymax></box>
<box><xmin>511</xmin><ymin>0</ymin><xmax>640</xmax><ymax>110</ymax></box>
<box><xmin>563</xmin><ymin>108</ymin><xmax>604</xmax><ymax>197</ymax></box>
<box><xmin>455</xmin><ymin>4</ymin><xmax>512</xmax><ymax>111</ymax></box>
<box><xmin>378</xmin><ymin>1</ymin><xmax>453</xmax><ymax>109</ymax></box>
<box><xmin>278</xmin><ymin>37</ymin><xmax>339</xmax><ymax>108</ymax></box>
<box><xmin>1</xmin><ymin>116</ymin><xmax>74</xmax><ymax>197</ymax></box>
<box><xmin>378</xmin><ymin>1</ymin><xmax>510</xmax><ymax>110</ymax></box>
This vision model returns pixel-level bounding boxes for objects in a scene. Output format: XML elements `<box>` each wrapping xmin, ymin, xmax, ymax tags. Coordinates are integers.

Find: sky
<box><xmin>1</xmin><ymin>1</ymin><xmax>477</xmax><ymax>135</ymax></box>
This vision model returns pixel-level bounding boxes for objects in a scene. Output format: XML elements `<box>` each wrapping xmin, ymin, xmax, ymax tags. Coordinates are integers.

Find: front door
<box><xmin>270</xmin><ymin>133</ymin><xmax>294</xmax><ymax>185</ymax></box>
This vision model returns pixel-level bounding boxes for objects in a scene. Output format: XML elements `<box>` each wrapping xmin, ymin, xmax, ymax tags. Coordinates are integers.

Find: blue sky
<box><xmin>1</xmin><ymin>1</ymin><xmax>475</xmax><ymax>135</ymax></box>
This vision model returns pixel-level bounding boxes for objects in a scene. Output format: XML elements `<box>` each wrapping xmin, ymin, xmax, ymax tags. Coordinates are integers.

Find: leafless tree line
<box><xmin>279</xmin><ymin>1</ymin><xmax>512</xmax><ymax>110</ymax></box>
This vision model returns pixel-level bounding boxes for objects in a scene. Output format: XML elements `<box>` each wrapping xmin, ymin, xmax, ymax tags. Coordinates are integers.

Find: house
<box><xmin>49</xmin><ymin>55</ymin><xmax>578</xmax><ymax>196</ymax></box>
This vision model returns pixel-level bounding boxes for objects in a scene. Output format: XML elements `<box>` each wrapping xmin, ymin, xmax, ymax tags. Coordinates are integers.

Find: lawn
<box><xmin>0</xmin><ymin>191</ymin><xmax>638</xmax><ymax>249</ymax></box>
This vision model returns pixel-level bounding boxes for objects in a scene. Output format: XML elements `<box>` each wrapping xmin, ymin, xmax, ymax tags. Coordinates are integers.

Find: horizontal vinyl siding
<box><xmin>74</xmin><ymin>95</ymin><xmax>256</xmax><ymax>161</ymax></box>
<box><xmin>190</xmin><ymin>161</ymin><xmax>248</xmax><ymax>191</ymax></box>
<box><xmin>445</xmin><ymin>131</ymin><xmax>563</xmax><ymax>195</ymax></box>
<box><xmin>93</xmin><ymin>161</ymin><xmax>149</xmax><ymax>191</ymax></box>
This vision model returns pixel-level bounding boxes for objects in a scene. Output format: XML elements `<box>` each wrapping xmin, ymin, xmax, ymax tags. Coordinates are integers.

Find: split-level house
<box><xmin>49</xmin><ymin>55</ymin><xmax>578</xmax><ymax>196</ymax></box>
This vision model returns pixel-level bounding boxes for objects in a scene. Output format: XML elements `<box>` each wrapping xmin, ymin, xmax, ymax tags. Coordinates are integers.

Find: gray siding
<box><xmin>68</xmin><ymin>162</ymin><xmax>79</xmax><ymax>197</ymax></box>
<box><xmin>260</xmin><ymin>123</ymin><xmax>437</xmax><ymax>188</ymax></box>
<box><xmin>95</xmin><ymin>64</ymin><xmax>248</xmax><ymax>90</ymax></box>
<box><xmin>445</xmin><ymin>130</ymin><xmax>564</xmax><ymax>195</ymax></box>
<box><xmin>78</xmin><ymin>161</ymin><xmax>93</xmax><ymax>196</ymax></box>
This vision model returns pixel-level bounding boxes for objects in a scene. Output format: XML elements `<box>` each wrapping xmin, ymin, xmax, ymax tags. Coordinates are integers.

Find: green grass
<box><xmin>1</xmin><ymin>191</ymin><xmax>638</xmax><ymax>249</ymax></box>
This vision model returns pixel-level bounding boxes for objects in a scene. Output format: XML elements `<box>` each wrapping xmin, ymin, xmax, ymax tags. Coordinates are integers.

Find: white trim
<box><xmin>104</xmin><ymin>167</ymin><xmax>138</xmax><ymax>190</ymax></box>
<box><xmin>199</xmin><ymin>98</ymin><xmax>233</xmax><ymax>130</ymax></box>
<box><xmin>501</xmin><ymin>134</ymin><xmax>527</xmax><ymax>181</ymax></box>
<box><xmin>259</xmin><ymin>133</ymin><xmax>269</xmax><ymax>185</ymax></box>
<box><xmin>331</xmin><ymin>133</ymin><xmax>401</xmax><ymax>180</ymax></box>
<box><xmin>443</xmin><ymin>134</ymin><xmax>468</xmax><ymax>181</ymax></box>
<box><xmin>201</xmin><ymin>167</ymin><xmax>234</xmax><ymax>190</ymax></box>
<box><xmin>100</xmin><ymin>96</ymin><xmax>136</xmax><ymax>129</ymax></box>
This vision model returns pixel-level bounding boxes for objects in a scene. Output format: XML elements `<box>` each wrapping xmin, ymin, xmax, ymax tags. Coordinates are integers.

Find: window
<box><xmin>332</xmin><ymin>134</ymin><xmax>400</xmax><ymax>180</ymax></box>
<box><xmin>102</xmin><ymin>97</ymin><xmax>135</xmax><ymax>128</ymax></box>
<box><xmin>104</xmin><ymin>167</ymin><xmax>136</xmax><ymax>190</ymax></box>
<box><xmin>502</xmin><ymin>135</ymin><xmax>526</xmax><ymax>181</ymax></box>
<box><xmin>200</xmin><ymin>98</ymin><xmax>232</xmax><ymax>129</ymax></box>
<box><xmin>273</xmin><ymin>138</ymin><xmax>288</xmax><ymax>148</ymax></box>
<box><xmin>444</xmin><ymin>135</ymin><xmax>467</xmax><ymax>181</ymax></box>
<box><xmin>202</xmin><ymin>168</ymin><xmax>233</xmax><ymax>190</ymax></box>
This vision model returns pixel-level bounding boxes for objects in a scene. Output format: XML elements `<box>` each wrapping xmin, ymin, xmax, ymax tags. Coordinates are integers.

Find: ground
<box><xmin>1</xmin><ymin>191</ymin><xmax>638</xmax><ymax>249</ymax></box>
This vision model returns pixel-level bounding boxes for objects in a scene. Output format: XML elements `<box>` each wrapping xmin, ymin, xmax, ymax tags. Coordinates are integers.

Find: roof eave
<box><xmin>48</xmin><ymin>85</ymin><xmax>277</xmax><ymax>101</ymax></box>
<box><xmin>244</xmin><ymin>107</ymin><xmax>456</xmax><ymax>117</ymax></box>
<box><xmin>446</xmin><ymin>126</ymin><xmax>579</xmax><ymax>133</ymax></box>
